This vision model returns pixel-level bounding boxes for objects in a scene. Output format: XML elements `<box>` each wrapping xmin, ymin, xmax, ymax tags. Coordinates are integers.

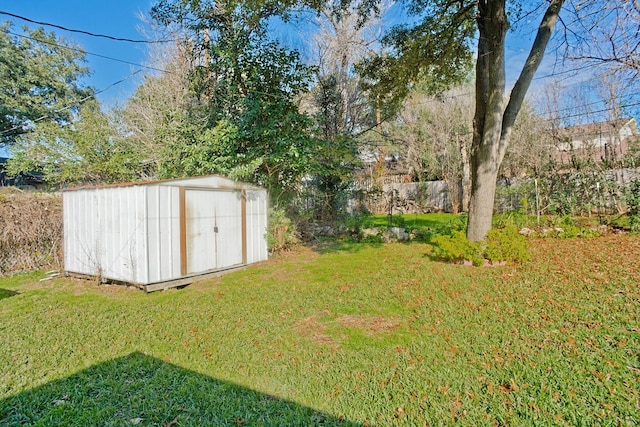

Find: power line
<box><xmin>1</xmin><ymin>69</ymin><xmax>144</xmax><ymax>137</ymax></box>
<box><xmin>357</xmin><ymin>94</ymin><xmax>640</xmax><ymax>143</ymax></box>
<box><xmin>5</xmin><ymin>30</ymin><xmax>169</xmax><ymax>75</ymax></box>
<box><xmin>0</xmin><ymin>10</ymin><xmax>175</xmax><ymax>44</ymax></box>
<box><xmin>549</xmin><ymin>101</ymin><xmax>640</xmax><ymax>123</ymax></box>
<box><xmin>531</xmin><ymin>61</ymin><xmax>600</xmax><ymax>81</ymax></box>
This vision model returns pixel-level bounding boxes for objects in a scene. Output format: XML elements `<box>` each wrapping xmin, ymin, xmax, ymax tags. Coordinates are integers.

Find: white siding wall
<box><xmin>145</xmin><ymin>185</ymin><xmax>181</xmax><ymax>283</ymax></box>
<box><xmin>245</xmin><ymin>189</ymin><xmax>268</xmax><ymax>264</ymax></box>
<box><xmin>215</xmin><ymin>190</ymin><xmax>243</xmax><ymax>269</ymax></box>
<box><xmin>64</xmin><ymin>186</ymin><xmax>148</xmax><ymax>283</ymax></box>
<box><xmin>64</xmin><ymin>176</ymin><xmax>268</xmax><ymax>286</ymax></box>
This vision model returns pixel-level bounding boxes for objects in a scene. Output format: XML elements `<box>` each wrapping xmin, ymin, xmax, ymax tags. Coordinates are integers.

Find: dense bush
<box><xmin>625</xmin><ymin>178</ymin><xmax>640</xmax><ymax>232</ymax></box>
<box><xmin>432</xmin><ymin>230</ymin><xmax>484</xmax><ymax>266</ymax></box>
<box><xmin>433</xmin><ymin>227</ymin><xmax>531</xmax><ymax>266</ymax></box>
<box><xmin>267</xmin><ymin>207</ymin><xmax>298</xmax><ymax>252</ymax></box>
<box><xmin>0</xmin><ymin>189</ymin><xmax>63</xmax><ymax>275</ymax></box>
<box><xmin>484</xmin><ymin>226</ymin><xmax>531</xmax><ymax>263</ymax></box>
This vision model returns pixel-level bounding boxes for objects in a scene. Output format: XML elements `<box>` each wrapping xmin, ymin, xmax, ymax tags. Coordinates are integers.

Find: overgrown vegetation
<box><xmin>625</xmin><ymin>178</ymin><xmax>640</xmax><ymax>232</ymax></box>
<box><xmin>1</xmin><ymin>236</ymin><xmax>638</xmax><ymax>425</ymax></box>
<box><xmin>432</xmin><ymin>226</ymin><xmax>531</xmax><ymax>266</ymax></box>
<box><xmin>267</xmin><ymin>207</ymin><xmax>299</xmax><ymax>252</ymax></box>
<box><xmin>0</xmin><ymin>189</ymin><xmax>62</xmax><ymax>276</ymax></box>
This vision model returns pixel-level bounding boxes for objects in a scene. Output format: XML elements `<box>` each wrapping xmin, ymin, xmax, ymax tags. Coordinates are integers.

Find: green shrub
<box><xmin>484</xmin><ymin>227</ymin><xmax>531</xmax><ymax>263</ymax></box>
<box><xmin>577</xmin><ymin>227</ymin><xmax>602</xmax><ymax>238</ymax></box>
<box><xmin>432</xmin><ymin>230</ymin><xmax>484</xmax><ymax>266</ymax></box>
<box><xmin>267</xmin><ymin>207</ymin><xmax>298</xmax><ymax>252</ymax></box>
<box><xmin>625</xmin><ymin>179</ymin><xmax>640</xmax><ymax>232</ymax></box>
<box><xmin>410</xmin><ymin>228</ymin><xmax>435</xmax><ymax>243</ymax></box>
<box><xmin>345</xmin><ymin>211</ymin><xmax>373</xmax><ymax>232</ymax></box>
<box><xmin>433</xmin><ymin>227</ymin><xmax>531</xmax><ymax>266</ymax></box>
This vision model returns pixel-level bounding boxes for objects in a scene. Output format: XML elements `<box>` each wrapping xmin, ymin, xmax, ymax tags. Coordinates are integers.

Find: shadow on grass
<box><xmin>308</xmin><ymin>239</ymin><xmax>384</xmax><ymax>255</ymax></box>
<box><xmin>0</xmin><ymin>352</ymin><xmax>362</xmax><ymax>426</ymax></box>
<box><xmin>0</xmin><ymin>288</ymin><xmax>18</xmax><ymax>300</ymax></box>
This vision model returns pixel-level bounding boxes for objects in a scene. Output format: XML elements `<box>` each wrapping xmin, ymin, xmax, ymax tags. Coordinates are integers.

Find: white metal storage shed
<box><xmin>63</xmin><ymin>176</ymin><xmax>268</xmax><ymax>291</ymax></box>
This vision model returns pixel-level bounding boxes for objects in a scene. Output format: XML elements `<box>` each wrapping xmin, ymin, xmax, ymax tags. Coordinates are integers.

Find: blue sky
<box><xmin>1</xmin><ymin>0</ymin><xmax>156</xmax><ymax>108</ymax></box>
<box><xmin>0</xmin><ymin>0</ymin><xmax>545</xmax><ymax>107</ymax></box>
<box><xmin>0</xmin><ymin>1</ymin><xmax>634</xmax><ymax>128</ymax></box>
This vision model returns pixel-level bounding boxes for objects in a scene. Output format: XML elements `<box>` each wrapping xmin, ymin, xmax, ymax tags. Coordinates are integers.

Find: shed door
<box><xmin>184</xmin><ymin>189</ymin><xmax>243</xmax><ymax>274</ymax></box>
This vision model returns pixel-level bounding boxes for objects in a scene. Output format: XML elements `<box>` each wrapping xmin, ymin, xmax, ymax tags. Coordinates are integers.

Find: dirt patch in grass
<box><xmin>296</xmin><ymin>311</ymin><xmax>401</xmax><ymax>348</ymax></box>
<box><xmin>337</xmin><ymin>314</ymin><xmax>401</xmax><ymax>335</ymax></box>
<box><xmin>295</xmin><ymin>311</ymin><xmax>339</xmax><ymax>348</ymax></box>
<box><xmin>272</xmin><ymin>245</ymin><xmax>320</xmax><ymax>262</ymax></box>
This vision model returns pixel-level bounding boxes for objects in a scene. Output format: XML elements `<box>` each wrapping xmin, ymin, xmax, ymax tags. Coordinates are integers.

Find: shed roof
<box><xmin>63</xmin><ymin>175</ymin><xmax>264</xmax><ymax>193</ymax></box>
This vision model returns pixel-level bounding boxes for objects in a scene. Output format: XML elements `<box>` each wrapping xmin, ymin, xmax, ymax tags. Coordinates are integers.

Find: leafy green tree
<box><xmin>296</xmin><ymin>2</ymin><xmax>388</xmax><ymax>220</ymax></box>
<box><xmin>150</xmin><ymin>0</ymin><xmax>316</xmax><ymax>201</ymax></box>
<box><xmin>116</xmin><ymin>40</ymin><xmax>198</xmax><ymax>179</ymax></box>
<box><xmin>356</xmin><ymin>1</ymin><xmax>475</xmax><ymax>115</ymax></box>
<box><xmin>306</xmin><ymin>74</ymin><xmax>360</xmax><ymax>219</ymax></box>
<box><xmin>7</xmin><ymin>101</ymin><xmax>146</xmax><ymax>186</ymax></box>
<box><xmin>0</xmin><ymin>23</ymin><xmax>92</xmax><ymax>145</ymax></box>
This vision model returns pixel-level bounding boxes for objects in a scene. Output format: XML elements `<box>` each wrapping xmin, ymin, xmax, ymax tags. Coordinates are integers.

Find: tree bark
<box><xmin>466</xmin><ymin>0</ymin><xmax>508</xmax><ymax>242</ymax></box>
<box><xmin>466</xmin><ymin>0</ymin><xmax>565</xmax><ymax>241</ymax></box>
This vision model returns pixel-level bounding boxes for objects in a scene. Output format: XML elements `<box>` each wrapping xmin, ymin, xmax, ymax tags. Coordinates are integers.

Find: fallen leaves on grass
<box><xmin>295</xmin><ymin>311</ymin><xmax>338</xmax><ymax>348</ymax></box>
<box><xmin>295</xmin><ymin>312</ymin><xmax>401</xmax><ymax>348</ymax></box>
<box><xmin>337</xmin><ymin>314</ymin><xmax>401</xmax><ymax>335</ymax></box>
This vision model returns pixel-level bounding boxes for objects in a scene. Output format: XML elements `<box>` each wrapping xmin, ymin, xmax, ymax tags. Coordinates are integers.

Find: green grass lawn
<box><xmin>1</xmin><ymin>233</ymin><xmax>639</xmax><ymax>425</ymax></box>
<box><xmin>361</xmin><ymin>212</ymin><xmax>463</xmax><ymax>230</ymax></box>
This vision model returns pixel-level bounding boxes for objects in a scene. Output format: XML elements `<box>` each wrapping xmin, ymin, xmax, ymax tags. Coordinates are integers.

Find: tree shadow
<box><xmin>0</xmin><ymin>288</ymin><xmax>18</xmax><ymax>300</ymax></box>
<box><xmin>308</xmin><ymin>239</ymin><xmax>383</xmax><ymax>255</ymax></box>
<box><xmin>0</xmin><ymin>352</ymin><xmax>363</xmax><ymax>426</ymax></box>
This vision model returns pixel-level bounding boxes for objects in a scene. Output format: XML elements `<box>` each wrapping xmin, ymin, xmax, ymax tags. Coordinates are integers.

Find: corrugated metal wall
<box><xmin>64</xmin><ymin>176</ymin><xmax>269</xmax><ymax>287</ymax></box>
<box><xmin>64</xmin><ymin>186</ymin><xmax>148</xmax><ymax>283</ymax></box>
<box><xmin>145</xmin><ymin>185</ymin><xmax>181</xmax><ymax>283</ymax></box>
<box><xmin>245</xmin><ymin>189</ymin><xmax>268</xmax><ymax>264</ymax></box>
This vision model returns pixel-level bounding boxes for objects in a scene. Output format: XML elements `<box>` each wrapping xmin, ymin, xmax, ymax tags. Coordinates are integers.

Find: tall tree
<box><xmin>150</xmin><ymin>0</ymin><xmax>316</xmax><ymax>201</ymax></box>
<box><xmin>8</xmin><ymin>100</ymin><xmax>146</xmax><ymax>186</ymax></box>
<box><xmin>359</xmin><ymin>0</ymin><xmax>565</xmax><ymax>240</ymax></box>
<box><xmin>117</xmin><ymin>40</ymin><xmax>194</xmax><ymax>178</ymax></box>
<box><xmin>302</xmin><ymin>2</ymin><xmax>384</xmax><ymax>219</ymax></box>
<box><xmin>0</xmin><ymin>23</ymin><xmax>92</xmax><ymax>146</ymax></box>
<box><xmin>466</xmin><ymin>0</ymin><xmax>564</xmax><ymax>240</ymax></box>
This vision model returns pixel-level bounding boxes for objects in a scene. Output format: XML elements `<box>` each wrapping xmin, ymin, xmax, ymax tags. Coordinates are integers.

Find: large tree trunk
<box><xmin>467</xmin><ymin>0</ymin><xmax>508</xmax><ymax>241</ymax></box>
<box><xmin>466</xmin><ymin>0</ymin><xmax>565</xmax><ymax>241</ymax></box>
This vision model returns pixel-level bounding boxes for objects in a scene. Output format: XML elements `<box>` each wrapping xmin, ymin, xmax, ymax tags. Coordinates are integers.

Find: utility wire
<box><xmin>1</xmin><ymin>69</ymin><xmax>144</xmax><ymax>137</ymax></box>
<box><xmin>3</xmin><ymin>29</ymin><xmax>310</xmax><ymax>102</ymax></box>
<box><xmin>2</xmin><ymin>14</ymin><xmax>635</xmax><ymax>136</ymax></box>
<box><xmin>551</xmin><ymin>101</ymin><xmax>640</xmax><ymax>122</ymax></box>
<box><xmin>0</xmin><ymin>10</ymin><xmax>175</xmax><ymax>44</ymax></box>
<box><xmin>5</xmin><ymin>30</ymin><xmax>169</xmax><ymax>75</ymax></box>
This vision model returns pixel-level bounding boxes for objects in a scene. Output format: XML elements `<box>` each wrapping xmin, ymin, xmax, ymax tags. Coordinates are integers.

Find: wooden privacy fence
<box><xmin>352</xmin><ymin>179</ymin><xmax>453</xmax><ymax>214</ymax></box>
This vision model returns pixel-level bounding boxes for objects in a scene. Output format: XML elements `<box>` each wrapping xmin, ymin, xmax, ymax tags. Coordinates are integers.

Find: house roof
<box><xmin>561</xmin><ymin>118</ymin><xmax>638</xmax><ymax>140</ymax></box>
